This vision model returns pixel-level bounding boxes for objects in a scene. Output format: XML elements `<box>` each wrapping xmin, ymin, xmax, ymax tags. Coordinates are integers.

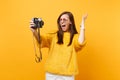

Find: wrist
<box><xmin>30</xmin><ymin>28</ymin><xmax>36</xmax><ymax>32</ymax></box>
<box><xmin>80</xmin><ymin>27</ymin><xmax>85</xmax><ymax>30</ymax></box>
<box><xmin>80</xmin><ymin>28</ymin><xmax>85</xmax><ymax>30</ymax></box>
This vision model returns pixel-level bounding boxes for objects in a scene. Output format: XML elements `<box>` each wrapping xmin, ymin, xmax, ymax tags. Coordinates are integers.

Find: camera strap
<box><xmin>32</xmin><ymin>28</ymin><xmax>42</xmax><ymax>63</ymax></box>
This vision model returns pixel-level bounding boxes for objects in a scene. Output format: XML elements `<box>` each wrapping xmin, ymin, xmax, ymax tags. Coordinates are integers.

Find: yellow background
<box><xmin>0</xmin><ymin>0</ymin><xmax>120</xmax><ymax>80</ymax></box>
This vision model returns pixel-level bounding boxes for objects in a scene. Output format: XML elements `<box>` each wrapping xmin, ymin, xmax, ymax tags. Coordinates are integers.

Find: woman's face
<box><xmin>59</xmin><ymin>14</ymin><xmax>71</xmax><ymax>32</ymax></box>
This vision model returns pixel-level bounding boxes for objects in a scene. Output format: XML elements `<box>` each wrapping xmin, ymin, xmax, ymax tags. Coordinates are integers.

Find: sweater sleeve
<box><xmin>73</xmin><ymin>34</ymin><xmax>86</xmax><ymax>52</ymax></box>
<box><xmin>35</xmin><ymin>32</ymin><xmax>54</xmax><ymax>48</ymax></box>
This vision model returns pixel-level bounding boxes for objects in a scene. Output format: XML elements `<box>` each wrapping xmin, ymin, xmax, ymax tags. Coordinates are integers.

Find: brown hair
<box><xmin>57</xmin><ymin>11</ymin><xmax>78</xmax><ymax>46</ymax></box>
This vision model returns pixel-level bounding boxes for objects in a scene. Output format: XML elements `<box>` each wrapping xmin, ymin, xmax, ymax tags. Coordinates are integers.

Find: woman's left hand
<box><xmin>82</xmin><ymin>14</ymin><xmax>88</xmax><ymax>21</ymax></box>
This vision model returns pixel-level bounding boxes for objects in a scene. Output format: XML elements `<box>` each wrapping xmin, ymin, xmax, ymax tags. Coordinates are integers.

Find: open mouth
<box><xmin>61</xmin><ymin>25</ymin><xmax>66</xmax><ymax>27</ymax></box>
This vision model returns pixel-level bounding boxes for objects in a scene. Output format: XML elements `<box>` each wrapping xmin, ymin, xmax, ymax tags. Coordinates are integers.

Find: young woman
<box><xmin>30</xmin><ymin>11</ymin><xmax>87</xmax><ymax>80</ymax></box>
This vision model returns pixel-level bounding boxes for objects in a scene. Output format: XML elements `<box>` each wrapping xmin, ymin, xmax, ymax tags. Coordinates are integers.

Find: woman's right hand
<box><xmin>30</xmin><ymin>19</ymin><xmax>40</xmax><ymax>43</ymax></box>
<box><xmin>30</xmin><ymin>19</ymin><xmax>36</xmax><ymax>32</ymax></box>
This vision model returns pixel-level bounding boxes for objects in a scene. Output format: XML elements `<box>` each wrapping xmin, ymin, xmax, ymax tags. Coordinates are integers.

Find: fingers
<box><xmin>29</xmin><ymin>19</ymin><xmax>37</xmax><ymax>33</ymax></box>
<box><xmin>82</xmin><ymin>14</ymin><xmax>88</xmax><ymax>20</ymax></box>
<box><xmin>29</xmin><ymin>20</ymin><xmax>35</xmax><ymax>28</ymax></box>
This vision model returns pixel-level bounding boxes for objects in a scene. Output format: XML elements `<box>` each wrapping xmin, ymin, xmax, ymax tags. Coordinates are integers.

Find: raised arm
<box><xmin>30</xmin><ymin>20</ymin><xmax>40</xmax><ymax>43</ymax></box>
<box><xmin>78</xmin><ymin>14</ymin><xmax>88</xmax><ymax>44</ymax></box>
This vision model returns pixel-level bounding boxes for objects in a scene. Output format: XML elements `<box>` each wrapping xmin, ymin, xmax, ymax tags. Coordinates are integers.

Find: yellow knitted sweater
<box><xmin>36</xmin><ymin>32</ymin><xmax>86</xmax><ymax>76</ymax></box>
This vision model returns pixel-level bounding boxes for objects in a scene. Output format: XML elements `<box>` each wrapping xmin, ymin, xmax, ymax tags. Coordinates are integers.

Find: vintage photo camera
<box><xmin>31</xmin><ymin>17</ymin><xmax>44</xmax><ymax>29</ymax></box>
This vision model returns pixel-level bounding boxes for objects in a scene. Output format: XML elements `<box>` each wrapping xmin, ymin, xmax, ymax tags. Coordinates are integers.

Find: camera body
<box><xmin>31</xmin><ymin>17</ymin><xmax>44</xmax><ymax>29</ymax></box>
